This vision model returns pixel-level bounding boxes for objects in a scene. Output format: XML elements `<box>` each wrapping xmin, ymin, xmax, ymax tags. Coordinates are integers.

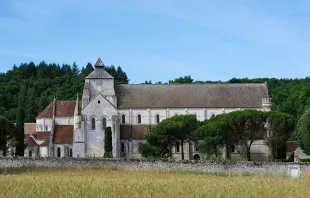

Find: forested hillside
<box><xmin>1</xmin><ymin>62</ymin><xmax>309</xmax><ymax>123</ymax></box>
<box><xmin>0</xmin><ymin>62</ymin><xmax>129</xmax><ymax>122</ymax></box>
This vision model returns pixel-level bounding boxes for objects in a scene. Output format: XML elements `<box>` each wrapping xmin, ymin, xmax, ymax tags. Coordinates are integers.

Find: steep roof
<box><xmin>115</xmin><ymin>83</ymin><xmax>269</xmax><ymax>109</ymax></box>
<box><xmin>37</xmin><ymin>101</ymin><xmax>76</xmax><ymax>119</ymax></box>
<box><xmin>86</xmin><ymin>58</ymin><xmax>113</xmax><ymax>79</ymax></box>
<box><xmin>26</xmin><ymin>132</ymin><xmax>50</xmax><ymax>147</ymax></box>
<box><xmin>94</xmin><ymin>57</ymin><xmax>104</xmax><ymax>67</ymax></box>
<box><xmin>25</xmin><ymin>126</ymin><xmax>73</xmax><ymax>146</ymax></box>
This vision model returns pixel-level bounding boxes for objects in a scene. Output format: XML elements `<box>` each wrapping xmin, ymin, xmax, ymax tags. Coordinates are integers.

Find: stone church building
<box><xmin>25</xmin><ymin>58</ymin><xmax>271</xmax><ymax>160</ymax></box>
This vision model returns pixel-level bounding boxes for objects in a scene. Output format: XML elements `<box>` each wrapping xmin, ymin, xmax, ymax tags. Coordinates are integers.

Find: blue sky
<box><xmin>1</xmin><ymin>0</ymin><xmax>310</xmax><ymax>83</ymax></box>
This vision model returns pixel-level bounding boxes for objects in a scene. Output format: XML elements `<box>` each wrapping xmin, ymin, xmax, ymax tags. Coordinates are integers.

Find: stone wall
<box><xmin>1</xmin><ymin>157</ymin><xmax>310</xmax><ymax>176</ymax></box>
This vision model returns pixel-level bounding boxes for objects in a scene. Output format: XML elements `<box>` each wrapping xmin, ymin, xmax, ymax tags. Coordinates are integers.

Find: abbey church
<box><xmin>25</xmin><ymin>58</ymin><xmax>272</xmax><ymax>160</ymax></box>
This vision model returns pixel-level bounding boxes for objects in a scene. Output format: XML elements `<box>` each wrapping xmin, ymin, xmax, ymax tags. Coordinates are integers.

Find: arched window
<box><xmin>102</xmin><ymin>117</ymin><xmax>107</xmax><ymax>130</ymax></box>
<box><xmin>137</xmin><ymin>114</ymin><xmax>141</xmax><ymax>124</ymax></box>
<box><xmin>121</xmin><ymin>114</ymin><xmax>126</xmax><ymax>124</ymax></box>
<box><xmin>91</xmin><ymin>117</ymin><xmax>96</xmax><ymax>130</ymax></box>
<box><xmin>156</xmin><ymin>114</ymin><xmax>160</xmax><ymax>123</ymax></box>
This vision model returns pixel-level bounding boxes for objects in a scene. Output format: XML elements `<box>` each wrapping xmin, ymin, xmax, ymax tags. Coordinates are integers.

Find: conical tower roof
<box><xmin>86</xmin><ymin>58</ymin><xmax>114</xmax><ymax>79</ymax></box>
<box><xmin>94</xmin><ymin>57</ymin><xmax>104</xmax><ymax>67</ymax></box>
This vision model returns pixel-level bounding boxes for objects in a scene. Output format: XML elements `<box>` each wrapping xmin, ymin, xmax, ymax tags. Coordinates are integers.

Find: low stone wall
<box><xmin>0</xmin><ymin>157</ymin><xmax>309</xmax><ymax>176</ymax></box>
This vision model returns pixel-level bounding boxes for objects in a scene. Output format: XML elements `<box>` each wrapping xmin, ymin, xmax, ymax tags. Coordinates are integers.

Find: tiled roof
<box><xmin>26</xmin><ymin>132</ymin><xmax>50</xmax><ymax>147</ymax></box>
<box><xmin>24</xmin><ymin>123</ymin><xmax>36</xmax><ymax>135</ymax></box>
<box><xmin>54</xmin><ymin>125</ymin><xmax>73</xmax><ymax>144</ymax></box>
<box><xmin>33</xmin><ymin>132</ymin><xmax>50</xmax><ymax>140</ymax></box>
<box><xmin>115</xmin><ymin>83</ymin><xmax>269</xmax><ymax>109</ymax></box>
<box><xmin>120</xmin><ymin>125</ymin><xmax>155</xmax><ymax>140</ymax></box>
<box><xmin>25</xmin><ymin>126</ymin><xmax>73</xmax><ymax>146</ymax></box>
<box><xmin>286</xmin><ymin>141</ymin><xmax>299</xmax><ymax>153</ymax></box>
<box><xmin>37</xmin><ymin>101</ymin><xmax>76</xmax><ymax>119</ymax></box>
<box><xmin>27</xmin><ymin>136</ymin><xmax>39</xmax><ymax>147</ymax></box>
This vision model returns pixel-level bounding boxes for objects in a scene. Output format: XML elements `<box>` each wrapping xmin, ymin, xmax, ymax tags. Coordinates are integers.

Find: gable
<box><xmin>82</xmin><ymin>93</ymin><xmax>117</xmax><ymax>117</ymax></box>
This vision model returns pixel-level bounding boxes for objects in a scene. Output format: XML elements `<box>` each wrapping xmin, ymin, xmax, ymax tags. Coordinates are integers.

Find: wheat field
<box><xmin>0</xmin><ymin>167</ymin><xmax>309</xmax><ymax>198</ymax></box>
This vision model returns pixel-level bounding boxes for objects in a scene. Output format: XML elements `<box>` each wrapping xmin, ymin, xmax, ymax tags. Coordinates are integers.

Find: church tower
<box><xmin>82</xmin><ymin>58</ymin><xmax>116</xmax><ymax>109</ymax></box>
<box><xmin>79</xmin><ymin>58</ymin><xmax>120</xmax><ymax>158</ymax></box>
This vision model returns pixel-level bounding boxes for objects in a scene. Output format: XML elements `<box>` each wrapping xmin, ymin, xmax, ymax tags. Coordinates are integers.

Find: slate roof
<box><xmin>37</xmin><ymin>101</ymin><xmax>76</xmax><ymax>119</ymax></box>
<box><xmin>115</xmin><ymin>83</ymin><xmax>269</xmax><ymax>109</ymax></box>
<box><xmin>94</xmin><ymin>58</ymin><xmax>104</xmax><ymax>67</ymax></box>
<box><xmin>86</xmin><ymin>58</ymin><xmax>113</xmax><ymax>79</ymax></box>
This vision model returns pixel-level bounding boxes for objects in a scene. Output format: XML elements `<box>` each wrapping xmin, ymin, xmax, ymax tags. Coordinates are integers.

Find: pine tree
<box><xmin>26</xmin><ymin>87</ymin><xmax>37</xmax><ymax>122</ymax></box>
<box><xmin>15</xmin><ymin>108</ymin><xmax>25</xmax><ymax>156</ymax></box>
<box><xmin>81</xmin><ymin>63</ymin><xmax>94</xmax><ymax>77</ymax></box>
<box><xmin>72</xmin><ymin>62</ymin><xmax>80</xmax><ymax>77</ymax></box>
<box><xmin>0</xmin><ymin>116</ymin><xmax>15</xmax><ymax>156</ymax></box>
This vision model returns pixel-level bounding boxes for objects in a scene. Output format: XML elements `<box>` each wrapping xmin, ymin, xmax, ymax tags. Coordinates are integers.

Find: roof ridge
<box><xmin>118</xmin><ymin>83</ymin><xmax>266</xmax><ymax>86</ymax></box>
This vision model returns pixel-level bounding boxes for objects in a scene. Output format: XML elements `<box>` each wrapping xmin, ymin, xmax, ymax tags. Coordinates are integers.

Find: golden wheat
<box><xmin>0</xmin><ymin>167</ymin><xmax>309</xmax><ymax>198</ymax></box>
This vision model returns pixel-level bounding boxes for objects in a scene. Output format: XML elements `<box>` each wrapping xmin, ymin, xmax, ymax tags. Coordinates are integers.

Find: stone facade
<box><xmin>26</xmin><ymin>58</ymin><xmax>272</xmax><ymax>160</ymax></box>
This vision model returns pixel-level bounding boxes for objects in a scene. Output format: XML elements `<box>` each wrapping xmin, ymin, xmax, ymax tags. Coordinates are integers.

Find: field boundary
<box><xmin>1</xmin><ymin>157</ymin><xmax>310</xmax><ymax>176</ymax></box>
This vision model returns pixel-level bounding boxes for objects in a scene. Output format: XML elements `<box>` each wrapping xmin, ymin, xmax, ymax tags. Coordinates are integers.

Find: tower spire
<box><xmin>94</xmin><ymin>57</ymin><xmax>104</xmax><ymax>68</ymax></box>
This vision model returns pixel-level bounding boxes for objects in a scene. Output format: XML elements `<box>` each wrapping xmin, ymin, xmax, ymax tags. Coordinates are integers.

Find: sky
<box><xmin>1</xmin><ymin>0</ymin><xmax>310</xmax><ymax>84</ymax></box>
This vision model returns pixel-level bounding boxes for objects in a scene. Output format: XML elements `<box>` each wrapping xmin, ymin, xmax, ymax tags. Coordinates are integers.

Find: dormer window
<box><xmin>98</xmin><ymin>100</ymin><xmax>100</xmax><ymax>104</ymax></box>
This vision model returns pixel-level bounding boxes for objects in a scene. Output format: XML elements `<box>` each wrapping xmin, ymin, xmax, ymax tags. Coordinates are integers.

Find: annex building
<box><xmin>25</xmin><ymin>58</ymin><xmax>272</xmax><ymax>160</ymax></box>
